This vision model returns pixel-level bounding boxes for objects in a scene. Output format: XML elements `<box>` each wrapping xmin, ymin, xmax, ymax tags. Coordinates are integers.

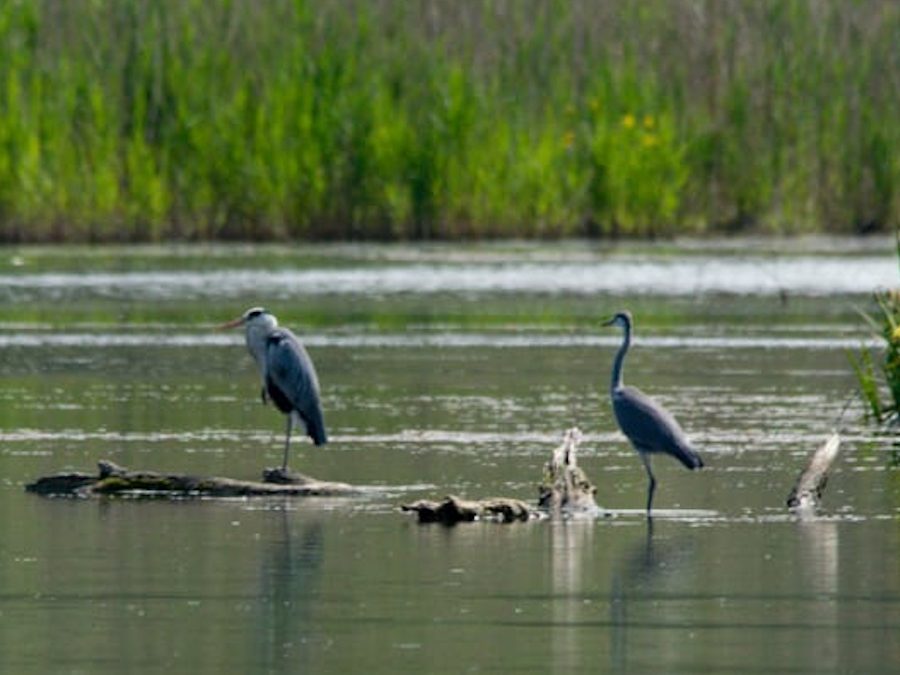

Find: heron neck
<box><xmin>610</xmin><ymin>323</ymin><xmax>631</xmax><ymax>392</ymax></box>
<box><xmin>245</xmin><ymin>325</ymin><xmax>272</xmax><ymax>379</ymax></box>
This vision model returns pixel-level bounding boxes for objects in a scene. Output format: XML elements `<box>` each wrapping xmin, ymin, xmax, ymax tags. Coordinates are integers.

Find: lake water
<box><xmin>0</xmin><ymin>239</ymin><xmax>897</xmax><ymax>673</ymax></box>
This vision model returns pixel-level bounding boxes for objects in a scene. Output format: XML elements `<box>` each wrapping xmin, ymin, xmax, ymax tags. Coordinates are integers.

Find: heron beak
<box><xmin>601</xmin><ymin>316</ymin><xmax>616</xmax><ymax>327</ymax></box>
<box><xmin>216</xmin><ymin>316</ymin><xmax>245</xmax><ymax>330</ymax></box>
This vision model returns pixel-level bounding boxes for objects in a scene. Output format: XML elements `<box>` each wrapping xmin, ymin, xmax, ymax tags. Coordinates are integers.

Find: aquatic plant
<box><xmin>0</xmin><ymin>0</ymin><xmax>898</xmax><ymax>241</ymax></box>
<box><xmin>851</xmin><ymin>284</ymin><xmax>900</xmax><ymax>426</ymax></box>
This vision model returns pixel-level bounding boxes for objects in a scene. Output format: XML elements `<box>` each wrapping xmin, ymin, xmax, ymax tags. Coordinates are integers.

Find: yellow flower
<box><xmin>563</xmin><ymin>130</ymin><xmax>576</xmax><ymax>149</ymax></box>
<box><xmin>892</xmin><ymin>325</ymin><xmax>900</xmax><ymax>342</ymax></box>
<box><xmin>643</xmin><ymin>114</ymin><xmax>655</xmax><ymax>129</ymax></box>
<box><xmin>621</xmin><ymin>113</ymin><xmax>636</xmax><ymax>129</ymax></box>
<box><xmin>641</xmin><ymin>133</ymin><xmax>658</xmax><ymax>148</ymax></box>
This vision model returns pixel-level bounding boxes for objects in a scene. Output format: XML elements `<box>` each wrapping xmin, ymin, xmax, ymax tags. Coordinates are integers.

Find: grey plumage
<box><xmin>221</xmin><ymin>307</ymin><xmax>327</xmax><ymax>470</ymax></box>
<box><xmin>612</xmin><ymin>386</ymin><xmax>702</xmax><ymax>470</ymax></box>
<box><xmin>265</xmin><ymin>328</ymin><xmax>327</xmax><ymax>446</ymax></box>
<box><xmin>604</xmin><ymin>310</ymin><xmax>703</xmax><ymax>513</ymax></box>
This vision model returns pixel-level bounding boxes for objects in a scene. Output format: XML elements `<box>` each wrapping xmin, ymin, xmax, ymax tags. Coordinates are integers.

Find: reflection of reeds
<box><xmin>0</xmin><ymin>0</ymin><xmax>898</xmax><ymax>241</ymax></box>
<box><xmin>851</xmin><ymin>287</ymin><xmax>900</xmax><ymax>426</ymax></box>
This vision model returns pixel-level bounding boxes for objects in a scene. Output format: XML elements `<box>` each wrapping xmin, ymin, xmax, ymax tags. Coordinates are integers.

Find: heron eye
<box><xmin>247</xmin><ymin>309</ymin><xmax>263</xmax><ymax>319</ymax></box>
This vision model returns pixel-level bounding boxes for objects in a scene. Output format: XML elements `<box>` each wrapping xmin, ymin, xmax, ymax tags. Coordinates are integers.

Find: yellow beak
<box><xmin>216</xmin><ymin>316</ymin><xmax>245</xmax><ymax>330</ymax></box>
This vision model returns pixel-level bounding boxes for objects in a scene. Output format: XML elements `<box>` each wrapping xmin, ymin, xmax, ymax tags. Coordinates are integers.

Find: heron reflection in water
<box><xmin>603</xmin><ymin>311</ymin><xmax>704</xmax><ymax>513</ymax></box>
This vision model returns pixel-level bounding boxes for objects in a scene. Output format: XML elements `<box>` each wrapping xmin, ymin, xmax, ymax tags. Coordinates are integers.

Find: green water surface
<box><xmin>0</xmin><ymin>240</ymin><xmax>897</xmax><ymax>673</ymax></box>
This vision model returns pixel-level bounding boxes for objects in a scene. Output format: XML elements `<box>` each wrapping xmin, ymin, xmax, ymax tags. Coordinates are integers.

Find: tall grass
<box><xmin>852</xmin><ymin>289</ymin><xmax>900</xmax><ymax>426</ymax></box>
<box><xmin>0</xmin><ymin>0</ymin><xmax>898</xmax><ymax>242</ymax></box>
<box><xmin>851</xmin><ymin>234</ymin><xmax>900</xmax><ymax>426</ymax></box>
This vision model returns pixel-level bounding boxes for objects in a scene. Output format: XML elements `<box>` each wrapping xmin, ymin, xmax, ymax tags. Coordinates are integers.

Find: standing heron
<box><xmin>220</xmin><ymin>307</ymin><xmax>327</xmax><ymax>471</ymax></box>
<box><xmin>603</xmin><ymin>311</ymin><xmax>703</xmax><ymax>513</ymax></box>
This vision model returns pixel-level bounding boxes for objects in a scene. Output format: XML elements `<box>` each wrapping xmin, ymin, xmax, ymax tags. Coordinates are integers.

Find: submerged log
<box><xmin>401</xmin><ymin>495</ymin><xmax>534</xmax><ymax>524</ymax></box>
<box><xmin>26</xmin><ymin>460</ymin><xmax>361</xmax><ymax>498</ymax></box>
<box><xmin>786</xmin><ymin>432</ymin><xmax>842</xmax><ymax>511</ymax></box>
<box><xmin>401</xmin><ymin>427</ymin><xmax>599</xmax><ymax>524</ymax></box>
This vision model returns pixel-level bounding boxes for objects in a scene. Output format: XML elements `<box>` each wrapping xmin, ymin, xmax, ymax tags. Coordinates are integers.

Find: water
<box><xmin>0</xmin><ymin>239</ymin><xmax>897</xmax><ymax>673</ymax></box>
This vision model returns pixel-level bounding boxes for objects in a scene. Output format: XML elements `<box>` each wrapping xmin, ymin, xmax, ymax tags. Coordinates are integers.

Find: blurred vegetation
<box><xmin>852</xmin><ymin>288</ymin><xmax>900</xmax><ymax>427</ymax></box>
<box><xmin>0</xmin><ymin>0</ymin><xmax>898</xmax><ymax>242</ymax></box>
<box><xmin>851</xmin><ymin>234</ymin><xmax>900</xmax><ymax>426</ymax></box>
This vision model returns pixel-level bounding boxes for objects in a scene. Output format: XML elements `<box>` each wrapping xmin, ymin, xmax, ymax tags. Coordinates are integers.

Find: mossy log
<box><xmin>26</xmin><ymin>460</ymin><xmax>361</xmax><ymax>498</ymax></box>
<box><xmin>402</xmin><ymin>427</ymin><xmax>599</xmax><ymax>524</ymax></box>
<box><xmin>786</xmin><ymin>432</ymin><xmax>842</xmax><ymax>511</ymax></box>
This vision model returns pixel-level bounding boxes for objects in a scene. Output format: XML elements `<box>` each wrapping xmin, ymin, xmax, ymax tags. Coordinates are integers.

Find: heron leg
<box><xmin>282</xmin><ymin>414</ymin><xmax>293</xmax><ymax>471</ymax></box>
<box><xmin>639</xmin><ymin>452</ymin><xmax>657</xmax><ymax>515</ymax></box>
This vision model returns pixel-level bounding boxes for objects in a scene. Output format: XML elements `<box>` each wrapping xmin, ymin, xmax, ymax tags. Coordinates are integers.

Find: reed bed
<box><xmin>0</xmin><ymin>0</ymin><xmax>898</xmax><ymax>241</ymax></box>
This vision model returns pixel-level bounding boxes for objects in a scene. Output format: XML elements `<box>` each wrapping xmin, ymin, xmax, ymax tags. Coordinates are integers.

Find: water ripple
<box><xmin>0</xmin><ymin>255</ymin><xmax>895</xmax><ymax>300</ymax></box>
<box><xmin>0</xmin><ymin>331</ymin><xmax>881</xmax><ymax>350</ymax></box>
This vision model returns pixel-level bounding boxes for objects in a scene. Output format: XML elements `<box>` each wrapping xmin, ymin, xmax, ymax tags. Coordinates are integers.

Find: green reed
<box><xmin>0</xmin><ymin>0</ymin><xmax>898</xmax><ymax>242</ymax></box>
<box><xmin>851</xmin><ymin>289</ymin><xmax>900</xmax><ymax>426</ymax></box>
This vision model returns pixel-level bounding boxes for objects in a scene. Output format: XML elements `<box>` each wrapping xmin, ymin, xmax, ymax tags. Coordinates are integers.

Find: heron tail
<box><xmin>297</xmin><ymin>411</ymin><xmax>328</xmax><ymax>446</ymax></box>
<box><xmin>674</xmin><ymin>444</ymin><xmax>704</xmax><ymax>470</ymax></box>
<box><xmin>308</xmin><ymin>420</ymin><xmax>328</xmax><ymax>446</ymax></box>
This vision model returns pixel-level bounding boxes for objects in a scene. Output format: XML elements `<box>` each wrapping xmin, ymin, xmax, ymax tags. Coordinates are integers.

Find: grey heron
<box><xmin>603</xmin><ymin>311</ymin><xmax>703</xmax><ymax>513</ymax></box>
<box><xmin>220</xmin><ymin>307</ymin><xmax>327</xmax><ymax>471</ymax></box>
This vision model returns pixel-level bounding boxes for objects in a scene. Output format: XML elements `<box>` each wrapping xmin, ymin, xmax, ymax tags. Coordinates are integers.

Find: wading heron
<box><xmin>603</xmin><ymin>311</ymin><xmax>703</xmax><ymax>513</ymax></box>
<box><xmin>220</xmin><ymin>307</ymin><xmax>327</xmax><ymax>471</ymax></box>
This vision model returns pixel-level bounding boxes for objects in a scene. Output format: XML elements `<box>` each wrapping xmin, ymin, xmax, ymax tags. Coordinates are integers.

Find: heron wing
<box><xmin>265</xmin><ymin>329</ymin><xmax>328</xmax><ymax>445</ymax></box>
<box><xmin>612</xmin><ymin>386</ymin><xmax>702</xmax><ymax>469</ymax></box>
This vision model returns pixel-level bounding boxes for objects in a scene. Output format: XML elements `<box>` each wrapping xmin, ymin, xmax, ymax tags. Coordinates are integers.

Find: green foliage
<box><xmin>852</xmin><ymin>288</ymin><xmax>900</xmax><ymax>425</ymax></box>
<box><xmin>0</xmin><ymin>0</ymin><xmax>899</xmax><ymax>241</ymax></box>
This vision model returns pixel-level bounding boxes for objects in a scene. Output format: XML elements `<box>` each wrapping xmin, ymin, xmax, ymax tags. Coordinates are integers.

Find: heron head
<box><xmin>602</xmin><ymin>311</ymin><xmax>632</xmax><ymax>329</ymax></box>
<box><xmin>217</xmin><ymin>307</ymin><xmax>278</xmax><ymax>332</ymax></box>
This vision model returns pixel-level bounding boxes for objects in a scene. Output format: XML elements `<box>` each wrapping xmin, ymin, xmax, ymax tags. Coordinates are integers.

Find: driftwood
<box><xmin>786</xmin><ymin>432</ymin><xmax>842</xmax><ymax>511</ymax></box>
<box><xmin>26</xmin><ymin>460</ymin><xmax>361</xmax><ymax>498</ymax></box>
<box><xmin>537</xmin><ymin>428</ymin><xmax>598</xmax><ymax>512</ymax></box>
<box><xmin>402</xmin><ymin>427</ymin><xmax>599</xmax><ymax>524</ymax></box>
<box><xmin>400</xmin><ymin>495</ymin><xmax>534</xmax><ymax>524</ymax></box>
<box><xmin>26</xmin><ymin>428</ymin><xmax>843</xmax><ymax>515</ymax></box>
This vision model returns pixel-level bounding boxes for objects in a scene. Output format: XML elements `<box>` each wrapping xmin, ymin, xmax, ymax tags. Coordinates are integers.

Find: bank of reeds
<box><xmin>0</xmin><ymin>0</ymin><xmax>898</xmax><ymax>241</ymax></box>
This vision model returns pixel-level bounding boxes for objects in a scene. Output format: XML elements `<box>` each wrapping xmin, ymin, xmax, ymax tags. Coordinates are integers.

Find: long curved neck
<box><xmin>245</xmin><ymin>323</ymin><xmax>275</xmax><ymax>380</ymax></box>
<box><xmin>610</xmin><ymin>322</ymin><xmax>631</xmax><ymax>392</ymax></box>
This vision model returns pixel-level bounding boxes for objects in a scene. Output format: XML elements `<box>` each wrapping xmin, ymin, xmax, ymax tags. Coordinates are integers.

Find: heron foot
<box><xmin>262</xmin><ymin>466</ymin><xmax>314</xmax><ymax>485</ymax></box>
